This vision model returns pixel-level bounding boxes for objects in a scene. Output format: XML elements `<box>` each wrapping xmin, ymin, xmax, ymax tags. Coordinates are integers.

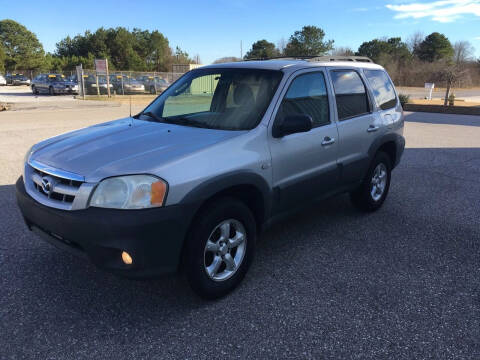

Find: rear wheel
<box><xmin>350</xmin><ymin>151</ymin><xmax>391</xmax><ymax>212</ymax></box>
<box><xmin>32</xmin><ymin>85</ymin><xmax>39</xmax><ymax>95</ymax></box>
<box><xmin>184</xmin><ymin>197</ymin><xmax>256</xmax><ymax>299</ymax></box>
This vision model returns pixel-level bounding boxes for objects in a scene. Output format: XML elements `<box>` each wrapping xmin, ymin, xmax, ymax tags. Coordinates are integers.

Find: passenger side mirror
<box><xmin>272</xmin><ymin>114</ymin><xmax>313</xmax><ymax>138</ymax></box>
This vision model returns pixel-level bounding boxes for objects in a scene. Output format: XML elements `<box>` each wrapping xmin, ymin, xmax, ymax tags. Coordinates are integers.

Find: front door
<box><xmin>269</xmin><ymin>69</ymin><xmax>340</xmax><ymax>213</ymax></box>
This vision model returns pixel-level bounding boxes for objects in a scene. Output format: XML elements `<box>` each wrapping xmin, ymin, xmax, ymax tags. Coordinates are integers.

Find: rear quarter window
<box><xmin>364</xmin><ymin>69</ymin><xmax>397</xmax><ymax>110</ymax></box>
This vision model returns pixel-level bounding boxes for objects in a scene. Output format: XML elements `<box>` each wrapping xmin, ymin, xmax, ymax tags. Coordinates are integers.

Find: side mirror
<box><xmin>272</xmin><ymin>114</ymin><xmax>313</xmax><ymax>138</ymax></box>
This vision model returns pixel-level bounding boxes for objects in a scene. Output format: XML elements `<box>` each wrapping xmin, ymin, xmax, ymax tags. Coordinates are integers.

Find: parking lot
<box><xmin>1</xmin><ymin>102</ymin><xmax>479</xmax><ymax>358</ymax></box>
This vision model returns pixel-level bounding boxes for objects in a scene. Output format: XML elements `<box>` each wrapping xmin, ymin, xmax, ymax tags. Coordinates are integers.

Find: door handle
<box><xmin>367</xmin><ymin>125</ymin><xmax>379</xmax><ymax>132</ymax></box>
<box><xmin>321</xmin><ymin>137</ymin><xmax>335</xmax><ymax>146</ymax></box>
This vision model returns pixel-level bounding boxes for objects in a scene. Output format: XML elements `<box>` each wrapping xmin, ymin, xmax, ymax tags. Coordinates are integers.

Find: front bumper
<box><xmin>54</xmin><ymin>87</ymin><xmax>78</xmax><ymax>94</ymax></box>
<box><xmin>16</xmin><ymin>177</ymin><xmax>195</xmax><ymax>277</ymax></box>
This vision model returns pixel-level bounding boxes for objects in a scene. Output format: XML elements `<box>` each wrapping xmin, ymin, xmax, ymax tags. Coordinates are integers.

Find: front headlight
<box><xmin>23</xmin><ymin>145</ymin><xmax>36</xmax><ymax>182</ymax></box>
<box><xmin>89</xmin><ymin>175</ymin><xmax>167</xmax><ymax>209</ymax></box>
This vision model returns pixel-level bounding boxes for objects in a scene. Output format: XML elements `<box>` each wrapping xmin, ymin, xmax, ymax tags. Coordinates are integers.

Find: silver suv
<box><xmin>16</xmin><ymin>57</ymin><xmax>405</xmax><ymax>299</ymax></box>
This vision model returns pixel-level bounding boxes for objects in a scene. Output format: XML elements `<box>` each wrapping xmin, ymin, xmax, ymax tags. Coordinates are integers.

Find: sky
<box><xmin>1</xmin><ymin>0</ymin><xmax>479</xmax><ymax>64</ymax></box>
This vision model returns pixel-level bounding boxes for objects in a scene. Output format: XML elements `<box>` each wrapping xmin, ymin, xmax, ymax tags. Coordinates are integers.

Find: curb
<box><xmin>403</xmin><ymin>103</ymin><xmax>480</xmax><ymax>116</ymax></box>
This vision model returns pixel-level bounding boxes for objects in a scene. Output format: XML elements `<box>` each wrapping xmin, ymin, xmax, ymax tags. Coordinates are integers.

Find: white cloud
<box><xmin>352</xmin><ymin>7</ymin><xmax>368</xmax><ymax>12</ymax></box>
<box><xmin>386</xmin><ymin>0</ymin><xmax>480</xmax><ymax>23</ymax></box>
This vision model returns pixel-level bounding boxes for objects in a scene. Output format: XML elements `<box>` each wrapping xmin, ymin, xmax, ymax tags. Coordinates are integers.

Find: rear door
<box><xmin>327</xmin><ymin>68</ymin><xmax>383</xmax><ymax>186</ymax></box>
<box><xmin>269</xmin><ymin>68</ymin><xmax>340</xmax><ymax>212</ymax></box>
<box><xmin>37</xmin><ymin>74</ymin><xmax>46</xmax><ymax>92</ymax></box>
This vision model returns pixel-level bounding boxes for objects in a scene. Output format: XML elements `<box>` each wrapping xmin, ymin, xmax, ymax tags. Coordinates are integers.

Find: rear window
<box><xmin>330</xmin><ymin>70</ymin><xmax>369</xmax><ymax>120</ymax></box>
<box><xmin>364</xmin><ymin>69</ymin><xmax>397</xmax><ymax>110</ymax></box>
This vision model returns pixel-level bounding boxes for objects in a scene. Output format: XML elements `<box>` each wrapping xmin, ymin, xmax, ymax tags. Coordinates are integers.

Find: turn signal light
<box><xmin>151</xmin><ymin>180</ymin><xmax>167</xmax><ymax>205</ymax></box>
<box><xmin>121</xmin><ymin>251</ymin><xmax>133</xmax><ymax>265</ymax></box>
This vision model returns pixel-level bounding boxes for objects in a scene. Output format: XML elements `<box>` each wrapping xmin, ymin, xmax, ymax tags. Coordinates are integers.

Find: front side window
<box><xmin>275</xmin><ymin>72</ymin><xmax>330</xmax><ymax>128</ymax></box>
<box><xmin>330</xmin><ymin>70</ymin><xmax>369</xmax><ymax>120</ymax></box>
<box><xmin>140</xmin><ymin>68</ymin><xmax>283</xmax><ymax>130</ymax></box>
<box><xmin>364</xmin><ymin>69</ymin><xmax>397</xmax><ymax>110</ymax></box>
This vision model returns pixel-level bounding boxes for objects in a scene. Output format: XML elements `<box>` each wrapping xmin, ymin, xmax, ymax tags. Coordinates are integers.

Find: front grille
<box><xmin>30</xmin><ymin>166</ymin><xmax>83</xmax><ymax>204</ymax></box>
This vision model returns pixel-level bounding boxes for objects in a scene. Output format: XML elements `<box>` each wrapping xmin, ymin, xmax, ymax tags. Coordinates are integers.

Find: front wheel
<box><xmin>350</xmin><ymin>151</ymin><xmax>391</xmax><ymax>212</ymax></box>
<box><xmin>49</xmin><ymin>86</ymin><xmax>55</xmax><ymax>96</ymax></box>
<box><xmin>32</xmin><ymin>85</ymin><xmax>39</xmax><ymax>95</ymax></box>
<box><xmin>184</xmin><ymin>197</ymin><xmax>256</xmax><ymax>299</ymax></box>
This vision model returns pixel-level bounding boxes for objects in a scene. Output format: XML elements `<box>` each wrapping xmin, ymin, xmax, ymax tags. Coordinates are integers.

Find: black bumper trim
<box><xmin>16</xmin><ymin>177</ymin><xmax>197</xmax><ymax>277</ymax></box>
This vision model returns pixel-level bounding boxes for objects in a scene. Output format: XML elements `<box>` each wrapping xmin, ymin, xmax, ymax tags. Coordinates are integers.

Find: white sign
<box><xmin>425</xmin><ymin>83</ymin><xmax>435</xmax><ymax>100</ymax></box>
<box><xmin>95</xmin><ymin>59</ymin><xmax>107</xmax><ymax>74</ymax></box>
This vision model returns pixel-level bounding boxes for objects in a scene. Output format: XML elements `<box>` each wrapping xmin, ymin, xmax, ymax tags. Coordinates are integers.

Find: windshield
<box><xmin>139</xmin><ymin>68</ymin><xmax>283</xmax><ymax>130</ymax></box>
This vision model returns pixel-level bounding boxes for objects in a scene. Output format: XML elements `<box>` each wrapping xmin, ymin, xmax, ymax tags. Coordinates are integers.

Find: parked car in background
<box><xmin>78</xmin><ymin>74</ymin><xmax>113</xmax><ymax>95</ymax></box>
<box><xmin>6</xmin><ymin>74</ymin><xmax>31</xmax><ymax>86</ymax></box>
<box><xmin>110</xmin><ymin>75</ymin><xmax>145</xmax><ymax>94</ymax></box>
<box><xmin>31</xmin><ymin>74</ymin><xmax>78</xmax><ymax>95</ymax></box>
<box><xmin>0</xmin><ymin>75</ymin><xmax>6</xmax><ymax>86</ymax></box>
<box><xmin>137</xmin><ymin>75</ymin><xmax>170</xmax><ymax>94</ymax></box>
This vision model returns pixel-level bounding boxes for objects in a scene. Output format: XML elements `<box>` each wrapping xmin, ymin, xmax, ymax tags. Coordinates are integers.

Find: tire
<box><xmin>32</xmin><ymin>85</ymin><xmax>39</xmax><ymax>95</ymax></box>
<box><xmin>49</xmin><ymin>86</ymin><xmax>55</xmax><ymax>96</ymax></box>
<box><xmin>184</xmin><ymin>197</ymin><xmax>256</xmax><ymax>299</ymax></box>
<box><xmin>150</xmin><ymin>86</ymin><xmax>156</xmax><ymax>94</ymax></box>
<box><xmin>350</xmin><ymin>151</ymin><xmax>391</xmax><ymax>212</ymax></box>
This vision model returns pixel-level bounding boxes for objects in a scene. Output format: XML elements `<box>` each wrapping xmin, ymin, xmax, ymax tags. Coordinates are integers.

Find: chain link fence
<box><xmin>4</xmin><ymin>69</ymin><xmax>185</xmax><ymax>96</ymax></box>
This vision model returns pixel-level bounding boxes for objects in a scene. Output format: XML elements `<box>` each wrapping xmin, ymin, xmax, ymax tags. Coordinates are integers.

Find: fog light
<box><xmin>121</xmin><ymin>251</ymin><xmax>133</xmax><ymax>265</ymax></box>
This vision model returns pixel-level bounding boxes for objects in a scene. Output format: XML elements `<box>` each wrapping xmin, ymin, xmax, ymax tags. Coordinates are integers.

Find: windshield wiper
<box><xmin>138</xmin><ymin>111</ymin><xmax>166</xmax><ymax>123</ymax></box>
<box><xmin>167</xmin><ymin>116</ymin><xmax>212</xmax><ymax>129</ymax></box>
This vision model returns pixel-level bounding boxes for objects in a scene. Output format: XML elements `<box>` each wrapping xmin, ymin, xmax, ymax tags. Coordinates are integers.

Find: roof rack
<box><xmin>308</xmin><ymin>55</ymin><xmax>373</xmax><ymax>63</ymax></box>
<box><xmin>244</xmin><ymin>55</ymin><xmax>374</xmax><ymax>63</ymax></box>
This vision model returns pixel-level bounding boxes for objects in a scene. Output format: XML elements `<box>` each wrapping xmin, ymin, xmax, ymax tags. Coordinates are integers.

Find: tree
<box><xmin>453</xmin><ymin>41</ymin><xmax>475</xmax><ymax>64</ymax></box>
<box><xmin>0</xmin><ymin>42</ymin><xmax>5</xmax><ymax>73</ymax></box>
<box><xmin>330</xmin><ymin>47</ymin><xmax>355</xmax><ymax>56</ymax></box>
<box><xmin>284</xmin><ymin>26</ymin><xmax>334</xmax><ymax>56</ymax></box>
<box><xmin>406</xmin><ymin>31</ymin><xmax>424</xmax><ymax>53</ymax></box>
<box><xmin>357</xmin><ymin>38</ymin><xmax>410</xmax><ymax>64</ymax></box>
<box><xmin>244</xmin><ymin>40</ymin><xmax>279</xmax><ymax>59</ymax></box>
<box><xmin>0</xmin><ymin>19</ymin><xmax>45</xmax><ymax>71</ymax></box>
<box><xmin>54</xmin><ymin>27</ymin><xmax>183</xmax><ymax>71</ymax></box>
<box><xmin>434</xmin><ymin>62</ymin><xmax>469</xmax><ymax>105</ymax></box>
<box><xmin>416</xmin><ymin>32</ymin><xmax>454</xmax><ymax>62</ymax></box>
<box><xmin>213</xmin><ymin>56</ymin><xmax>241</xmax><ymax>64</ymax></box>
<box><xmin>277</xmin><ymin>38</ymin><xmax>287</xmax><ymax>55</ymax></box>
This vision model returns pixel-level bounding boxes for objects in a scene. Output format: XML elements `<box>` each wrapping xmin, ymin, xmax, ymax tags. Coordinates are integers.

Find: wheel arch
<box><xmin>368</xmin><ymin>133</ymin><xmax>402</xmax><ymax>169</ymax></box>
<box><xmin>180</xmin><ymin>171</ymin><xmax>272</xmax><ymax>231</ymax></box>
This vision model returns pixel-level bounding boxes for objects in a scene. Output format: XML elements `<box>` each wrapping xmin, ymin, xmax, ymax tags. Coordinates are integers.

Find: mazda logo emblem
<box><xmin>41</xmin><ymin>177</ymin><xmax>52</xmax><ymax>195</ymax></box>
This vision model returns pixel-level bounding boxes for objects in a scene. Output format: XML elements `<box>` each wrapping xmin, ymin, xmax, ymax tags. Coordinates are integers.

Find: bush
<box><xmin>399</xmin><ymin>94</ymin><xmax>410</xmax><ymax>106</ymax></box>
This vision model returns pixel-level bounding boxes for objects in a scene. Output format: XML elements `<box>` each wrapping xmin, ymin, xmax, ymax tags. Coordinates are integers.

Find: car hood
<box><xmin>30</xmin><ymin>118</ymin><xmax>245</xmax><ymax>181</ymax></box>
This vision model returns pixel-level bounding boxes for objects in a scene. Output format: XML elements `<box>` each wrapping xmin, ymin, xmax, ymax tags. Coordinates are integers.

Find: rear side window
<box><xmin>364</xmin><ymin>69</ymin><xmax>397</xmax><ymax>110</ymax></box>
<box><xmin>330</xmin><ymin>70</ymin><xmax>369</xmax><ymax>120</ymax></box>
<box><xmin>276</xmin><ymin>72</ymin><xmax>329</xmax><ymax>128</ymax></box>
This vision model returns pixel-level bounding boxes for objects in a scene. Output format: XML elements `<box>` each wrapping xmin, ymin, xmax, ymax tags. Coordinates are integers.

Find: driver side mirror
<box><xmin>272</xmin><ymin>114</ymin><xmax>313</xmax><ymax>138</ymax></box>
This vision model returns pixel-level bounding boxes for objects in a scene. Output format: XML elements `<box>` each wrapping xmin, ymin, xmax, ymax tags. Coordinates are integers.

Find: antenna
<box><xmin>129</xmin><ymin>94</ymin><xmax>132</xmax><ymax>117</ymax></box>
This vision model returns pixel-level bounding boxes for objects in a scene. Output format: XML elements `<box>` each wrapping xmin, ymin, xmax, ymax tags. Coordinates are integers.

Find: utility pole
<box><xmin>240</xmin><ymin>40</ymin><xmax>243</xmax><ymax>59</ymax></box>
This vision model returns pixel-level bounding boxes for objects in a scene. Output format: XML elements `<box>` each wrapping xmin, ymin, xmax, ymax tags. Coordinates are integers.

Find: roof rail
<box><xmin>308</xmin><ymin>56</ymin><xmax>373</xmax><ymax>63</ymax></box>
<box><xmin>244</xmin><ymin>55</ymin><xmax>374</xmax><ymax>63</ymax></box>
<box><xmin>244</xmin><ymin>55</ymin><xmax>319</xmax><ymax>61</ymax></box>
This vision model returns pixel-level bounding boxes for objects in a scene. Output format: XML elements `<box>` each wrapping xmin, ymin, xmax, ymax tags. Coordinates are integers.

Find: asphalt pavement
<box><xmin>1</xmin><ymin>110</ymin><xmax>479</xmax><ymax>359</ymax></box>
